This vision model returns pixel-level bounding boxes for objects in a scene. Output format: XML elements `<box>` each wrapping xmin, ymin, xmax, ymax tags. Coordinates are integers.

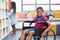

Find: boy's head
<box><xmin>36</xmin><ymin>7</ymin><xmax>43</xmax><ymax>17</ymax></box>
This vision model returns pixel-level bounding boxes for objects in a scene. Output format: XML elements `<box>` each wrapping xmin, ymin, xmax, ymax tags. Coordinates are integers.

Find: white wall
<box><xmin>12</xmin><ymin>0</ymin><xmax>21</xmax><ymax>12</ymax></box>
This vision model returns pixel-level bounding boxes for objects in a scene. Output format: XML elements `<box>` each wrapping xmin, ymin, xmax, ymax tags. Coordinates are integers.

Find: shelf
<box><xmin>0</xmin><ymin>26</ymin><xmax>12</xmax><ymax>40</ymax></box>
<box><xmin>0</xmin><ymin>0</ymin><xmax>12</xmax><ymax>40</ymax></box>
<box><xmin>2</xmin><ymin>28</ymin><xmax>12</xmax><ymax>40</ymax></box>
<box><xmin>0</xmin><ymin>18</ymin><xmax>11</xmax><ymax>30</ymax></box>
<box><xmin>0</xmin><ymin>9</ymin><xmax>6</xmax><ymax>20</ymax></box>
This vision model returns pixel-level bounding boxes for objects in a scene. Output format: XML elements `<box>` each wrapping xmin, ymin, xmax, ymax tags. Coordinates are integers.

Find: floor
<box><xmin>3</xmin><ymin>29</ymin><xmax>21</xmax><ymax>40</ymax></box>
<box><xmin>3</xmin><ymin>29</ymin><xmax>60</xmax><ymax>40</ymax></box>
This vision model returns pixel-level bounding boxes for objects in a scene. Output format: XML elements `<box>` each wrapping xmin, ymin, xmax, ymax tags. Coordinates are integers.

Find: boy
<box><xmin>20</xmin><ymin>7</ymin><xmax>52</xmax><ymax>40</ymax></box>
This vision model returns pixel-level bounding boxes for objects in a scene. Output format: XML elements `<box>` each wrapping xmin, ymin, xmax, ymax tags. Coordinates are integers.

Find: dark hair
<box><xmin>36</xmin><ymin>7</ymin><xmax>43</xmax><ymax>12</ymax></box>
<box><xmin>11</xmin><ymin>2</ymin><xmax>16</xmax><ymax>14</ymax></box>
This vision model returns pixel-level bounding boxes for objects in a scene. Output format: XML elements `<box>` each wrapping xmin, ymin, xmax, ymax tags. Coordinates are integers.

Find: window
<box><xmin>37</xmin><ymin>0</ymin><xmax>49</xmax><ymax>4</ymax></box>
<box><xmin>37</xmin><ymin>5</ymin><xmax>49</xmax><ymax>10</ymax></box>
<box><xmin>51</xmin><ymin>0</ymin><xmax>60</xmax><ymax>4</ymax></box>
<box><xmin>23</xmin><ymin>0</ymin><xmax>35</xmax><ymax>4</ymax></box>
<box><xmin>23</xmin><ymin>5</ymin><xmax>35</xmax><ymax>11</ymax></box>
<box><xmin>51</xmin><ymin>5</ymin><xmax>60</xmax><ymax>10</ymax></box>
<box><xmin>22</xmin><ymin>0</ymin><xmax>60</xmax><ymax>12</ymax></box>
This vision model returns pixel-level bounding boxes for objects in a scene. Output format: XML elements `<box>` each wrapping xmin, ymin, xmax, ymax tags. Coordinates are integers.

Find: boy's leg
<box><xmin>20</xmin><ymin>29</ymin><xmax>28</xmax><ymax>40</ymax></box>
<box><xmin>41</xmin><ymin>29</ymin><xmax>47</xmax><ymax>37</ymax></box>
<box><xmin>28</xmin><ymin>31</ymin><xmax>35</xmax><ymax>40</ymax></box>
<box><xmin>34</xmin><ymin>28</ymin><xmax>41</xmax><ymax>40</ymax></box>
<box><xmin>40</xmin><ymin>29</ymin><xmax>47</xmax><ymax>40</ymax></box>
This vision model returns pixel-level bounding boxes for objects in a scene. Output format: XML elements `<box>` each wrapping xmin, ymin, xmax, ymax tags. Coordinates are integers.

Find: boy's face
<box><xmin>37</xmin><ymin>9</ymin><xmax>43</xmax><ymax>17</ymax></box>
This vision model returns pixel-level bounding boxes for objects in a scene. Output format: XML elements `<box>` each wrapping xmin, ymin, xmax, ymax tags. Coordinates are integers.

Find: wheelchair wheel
<box><xmin>34</xmin><ymin>36</ymin><xmax>40</xmax><ymax>40</ymax></box>
<box><xmin>45</xmin><ymin>29</ymin><xmax>56</xmax><ymax>40</ymax></box>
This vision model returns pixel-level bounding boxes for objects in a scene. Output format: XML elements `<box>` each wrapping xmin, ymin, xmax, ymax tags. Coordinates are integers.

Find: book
<box><xmin>1</xmin><ymin>20</ymin><xmax>3</xmax><ymax>27</ymax></box>
<box><xmin>0</xmin><ymin>30</ymin><xmax>1</xmax><ymax>38</ymax></box>
<box><xmin>3</xmin><ymin>28</ymin><xmax>5</xmax><ymax>36</ymax></box>
<box><xmin>0</xmin><ymin>20</ymin><xmax>1</xmax><ymax>29</ymax></box>
<box><xmin>6</xmin><ymin>27</ymin><xmax>8</xmax><ymax>34</ymax></box>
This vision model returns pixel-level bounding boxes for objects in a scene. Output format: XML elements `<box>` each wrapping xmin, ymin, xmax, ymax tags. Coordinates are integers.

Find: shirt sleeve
<box><xmin>33</xmin><ymin>17</ymin><xmax>37</xmax><ymax>23</ymax></box>
<box><xmin>45</xmin><ymin>17</ymin><xmax>48</xmax><ymax>21</ymax></box>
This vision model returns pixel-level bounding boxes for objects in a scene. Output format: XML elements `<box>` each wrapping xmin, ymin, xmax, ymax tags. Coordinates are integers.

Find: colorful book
<box><xmin>0</xmin><ymin>20</ymin><xmax>1</xmax><ymax>28</ymax></box>
<box><xmin>3</xmin><ymin>28</ymin><xmax>5</xmax><ymax>35</ymax></box>
<box><xmin>0</xmin><ymin>30</ymin><xmax>1</xmax><ymax>38</ymax></box>
<box><xmin>6</xmin><ymin>27</ymin><xmax>8</xmax><ymax>34</ymax></box>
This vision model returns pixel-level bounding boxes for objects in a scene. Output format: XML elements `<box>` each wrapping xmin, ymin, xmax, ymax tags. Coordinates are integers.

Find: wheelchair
<box><xmin>20</xmin><ymin>21</ymin><xmax>56</xmax><ymax>40</ymax></box>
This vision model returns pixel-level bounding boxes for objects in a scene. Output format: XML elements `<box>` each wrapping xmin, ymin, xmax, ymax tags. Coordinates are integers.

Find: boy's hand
<box><xmin>41</xmin><ymin>31</ymin><xmax>46</xmax><ymax>37</ymax></box>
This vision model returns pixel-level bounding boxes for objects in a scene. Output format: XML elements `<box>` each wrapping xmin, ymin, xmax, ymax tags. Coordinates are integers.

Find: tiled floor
<box><xmin>3</xmin><ymin>29</ymin><xmax>60</xmax><ymax>40</ymax></box>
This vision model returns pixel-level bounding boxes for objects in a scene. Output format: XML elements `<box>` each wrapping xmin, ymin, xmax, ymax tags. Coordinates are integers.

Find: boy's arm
<box><xmin>29</xmin><ymin>18</ymin><xmax>36</xmax><ymax>27</ymax></box>
<box><xmin>42</xmin><ymin>20</ymin><xmax>52</xmax><ymax>36</ymax></box>
<box><xmin>44</xmin><ymin>20</ymin><xmax>52</xmax><ymax>33</ymax></box>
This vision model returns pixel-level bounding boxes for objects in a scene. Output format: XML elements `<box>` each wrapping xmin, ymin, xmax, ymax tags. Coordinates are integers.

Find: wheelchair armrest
<box><xmin>22</xmin><ymin>21</ymin><xmax>35</xmax><ymax>30</ymax></box>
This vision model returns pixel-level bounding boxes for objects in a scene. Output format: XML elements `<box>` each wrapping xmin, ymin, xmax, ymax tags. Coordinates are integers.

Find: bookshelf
<box><xmin>0</xmin><ymin>0</ymin><xmax>12</xmax><ymax>40</ymax></box>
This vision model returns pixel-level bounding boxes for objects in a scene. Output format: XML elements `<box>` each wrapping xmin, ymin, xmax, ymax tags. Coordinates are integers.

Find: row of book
<box><xmin>0</xmin><ymin>0</ymin><xmax>12</xmax><ymax>40</ymax></box>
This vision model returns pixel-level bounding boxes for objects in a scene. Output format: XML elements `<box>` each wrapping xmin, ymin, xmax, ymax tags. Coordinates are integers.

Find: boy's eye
<box><xmin>38</xmin><ymin>11</ymin><xmax>41</xmax><ymax>12</ymax></box>
<box><xmin>38</xmin><ymin>11</ymin><xmax>40</xmax><ymax>12</ymax></box>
